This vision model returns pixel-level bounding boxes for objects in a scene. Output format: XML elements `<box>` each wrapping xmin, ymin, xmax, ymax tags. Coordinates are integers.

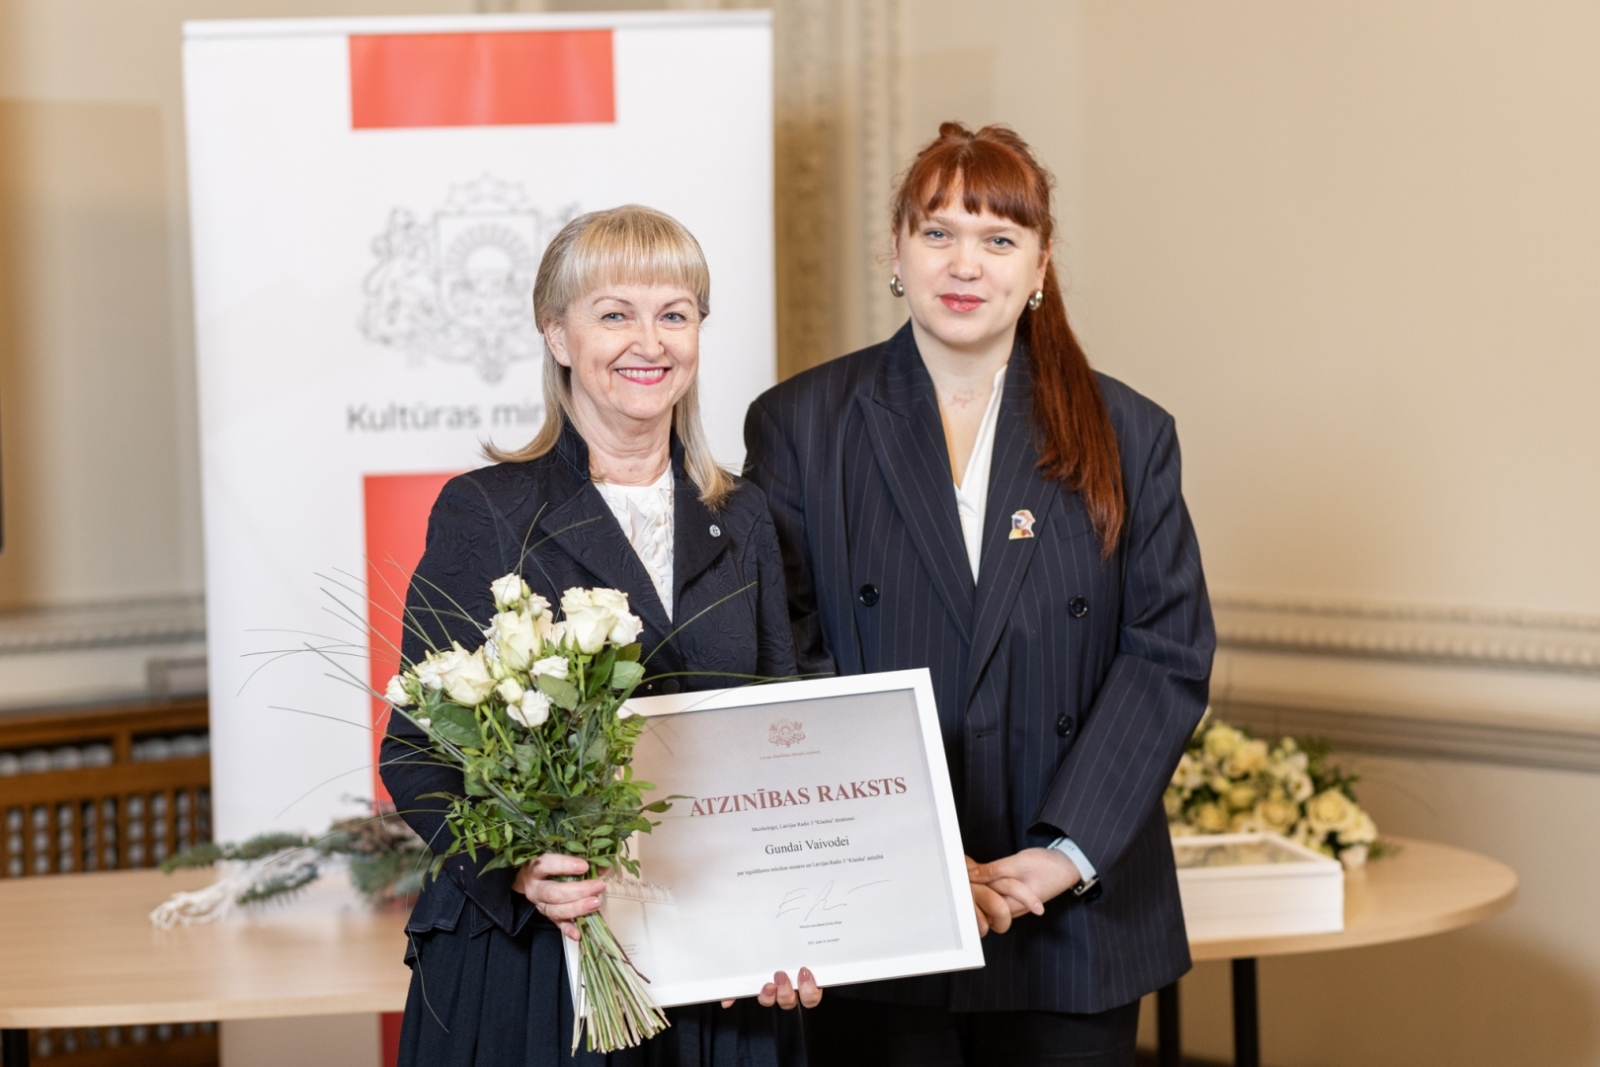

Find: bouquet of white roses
<box><xmin>385</xmin><ymin>574</ymin><xmax>670</xmax><ymax>1052</ymax></box>
<box><xmin>1166</xmin><ymin>713</ymin><xmax>1384</xmax><ymax>869</ymax></box>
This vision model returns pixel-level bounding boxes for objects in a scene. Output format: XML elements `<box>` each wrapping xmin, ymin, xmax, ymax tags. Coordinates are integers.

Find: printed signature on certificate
<box><xmin>776</xmin><ymin>879</ymin><xmax>893</xmax><ymax>923</ymax></box>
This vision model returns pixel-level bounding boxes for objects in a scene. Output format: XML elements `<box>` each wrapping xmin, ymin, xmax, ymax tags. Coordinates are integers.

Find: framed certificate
<box><xmin>566</xmin><ymin>669</ymin><xmax>984</xmax><ymax>1008</ymax></box>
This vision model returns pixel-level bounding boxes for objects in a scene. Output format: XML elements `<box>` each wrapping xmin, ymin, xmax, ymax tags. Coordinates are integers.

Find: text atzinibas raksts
<box><xmin>685</xmin><ymin>777</ymin><xmax>907</xmax><ymax>817</ymax></box>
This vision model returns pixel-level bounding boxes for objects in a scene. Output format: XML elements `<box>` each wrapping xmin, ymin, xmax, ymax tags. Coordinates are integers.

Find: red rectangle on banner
<box><xmin>364</xmin><ymin>471</ymin><xmax>462</xmax><ymax>802</ymax></box>
<box><xmin>349</xmin><ymin>30</ymin><xmax>614</xmax><ymax>129</ymax></box>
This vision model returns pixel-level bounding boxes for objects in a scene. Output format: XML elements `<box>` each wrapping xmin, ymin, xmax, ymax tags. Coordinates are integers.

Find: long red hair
<box><xmin>893</xmin><ymin>122</ymin><xmax>1125</xmax><ymax>556</ymax></box>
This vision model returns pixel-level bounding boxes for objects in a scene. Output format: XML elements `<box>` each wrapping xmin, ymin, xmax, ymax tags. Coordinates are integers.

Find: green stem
<box><xmin>569</xmin><ymin>911</ymin><xmax>669</xmax><ymax>1053</ymax></box>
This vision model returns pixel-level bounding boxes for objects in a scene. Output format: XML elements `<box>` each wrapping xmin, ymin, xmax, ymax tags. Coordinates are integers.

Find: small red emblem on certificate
<box><xmin>768</xmin><ymin>719</ymin><xmax>806</xmax><ymax>747</ymax></box>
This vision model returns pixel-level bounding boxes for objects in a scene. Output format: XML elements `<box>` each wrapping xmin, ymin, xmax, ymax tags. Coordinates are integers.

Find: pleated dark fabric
<box><xmin>743</xmin><ymin>323</ymin><xmax>1215</xmax><ymax>1015</ymax></box>
<box><xmin>380</xmin><ymin>422</ymin><xmax>805</xmax><ymax>1067</ymax></box>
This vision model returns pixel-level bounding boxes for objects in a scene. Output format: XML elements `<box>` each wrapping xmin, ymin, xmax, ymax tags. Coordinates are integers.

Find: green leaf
<box><xmin>537</xmin><ymin>674</ymin><xmax>581</xmax><ymax>711</ymax></box>
<box><xmin>512</xmin><ymin>743</ymin><xmax>538</xmax><ymax>774</ymax></box>
<box><xmin>609</xmin><ymin>660</ymin><xmax>645</xmax><ymax>691</ymax></box>
<box><xmin>616</xmin><ymin>643</ymin><xmax>642</xmax><ymax>662</ymax></box>
<box><xmin>429</xmin><ymin>703</ymin><xmax>480</xmax><ymax>747</ymax></box>
<box><xmin>584</xmin><ymin>733</ymin><xmax>608</xmax><ymax>767</ymax></box>
<box><xmin>589</xmin><ymin>647</ymin><xmax>617</xmax><ymax>698</ymax></box>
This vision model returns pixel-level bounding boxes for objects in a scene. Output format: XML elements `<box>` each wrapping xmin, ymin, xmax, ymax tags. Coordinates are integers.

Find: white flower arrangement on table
<box><xmin>1166</xmin><ymin>713</ymin><xmax>1387</xmax><ymax>869</ymax></box>
<box><xmin>386</xmin><ymin>575</ymin><xmax>670</xmax><ymax>1054</ymax></box>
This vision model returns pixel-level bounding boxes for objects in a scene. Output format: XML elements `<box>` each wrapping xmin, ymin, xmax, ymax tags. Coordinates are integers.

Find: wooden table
<box><xmin>0</xmin><ymin>868</ymin><xmax>410</xmax><ymax>1066</ymax></box>
<box><xmin>0</xmin><ymin>838</ymin><xmax>1516</xmax><ymax>1067</ymax></box>
<box><xmin>1156</xmin><ymin>837</ymin><xmax>1518</xmax><ymax>1067</ymax></box>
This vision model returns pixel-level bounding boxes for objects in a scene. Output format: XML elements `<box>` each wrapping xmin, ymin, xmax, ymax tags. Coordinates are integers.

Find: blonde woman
<box><xmin>381</xmin><ymin>205</ymin><xmax>819</xmax><ymax>1066</ymax></box>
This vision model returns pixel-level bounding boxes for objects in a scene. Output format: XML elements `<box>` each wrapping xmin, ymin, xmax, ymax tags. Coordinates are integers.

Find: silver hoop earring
<box><xmin>889</xmin><ymin>275</ymin><xmax>906</xmax><ymax>298</ymax></box>
<box><xmin>1027</xmin><ymin>289</ymin><xmax>1045</xmax><ymax>311</ymax></box>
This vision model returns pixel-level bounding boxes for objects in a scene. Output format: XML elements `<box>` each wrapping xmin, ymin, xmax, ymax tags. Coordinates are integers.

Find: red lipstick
<box><xmin>940</xmin><ymin>294</ymin><xmax>983</xmax><ymax>313</ymax></box>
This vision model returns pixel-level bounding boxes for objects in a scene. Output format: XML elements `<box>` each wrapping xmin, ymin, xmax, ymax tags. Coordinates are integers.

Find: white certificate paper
<box><xmin>565</xmin><ymin>669</ymin><xmax>983</xmax><ymax>1009</ymax></box>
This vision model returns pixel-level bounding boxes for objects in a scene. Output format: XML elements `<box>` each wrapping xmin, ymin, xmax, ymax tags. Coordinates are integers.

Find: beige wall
<box><xmin>898</xmin><ymin>3</ymin><xmax>1600</xmax><ymax>1063</ymax></box>
<box><xmin>0</xmin><ymin>0</ymin><xmax>475</xmax><ymax>613</ymax></box>
<box><xmin>5</xmin><ymin>1</ymin><xmax>1600</xmax><ymax>1062</ymax></box>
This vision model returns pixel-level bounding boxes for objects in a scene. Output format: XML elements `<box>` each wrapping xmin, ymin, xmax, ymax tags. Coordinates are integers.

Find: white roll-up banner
<box><xmin>185</xmin><ymin>12</ymin><xmax>775</xmax><ymax>840</ymax></box>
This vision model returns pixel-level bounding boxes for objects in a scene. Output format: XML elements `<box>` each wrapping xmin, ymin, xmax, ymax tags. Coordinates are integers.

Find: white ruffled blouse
<box><xmin>594</xmin><ymin>468</ymin><xmax>675</xmax><ymax>619</ymax></box>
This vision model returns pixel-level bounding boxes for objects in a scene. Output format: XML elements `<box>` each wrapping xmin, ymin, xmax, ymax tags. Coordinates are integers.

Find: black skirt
<box><xmin>398</xmin><ymin>910</ymin><xmax>808</xmax><ymax>1067</ymax></box>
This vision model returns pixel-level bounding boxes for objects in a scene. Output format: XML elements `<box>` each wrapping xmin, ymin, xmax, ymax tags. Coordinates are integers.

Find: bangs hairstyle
<box><xmin>487</xmin><ymin>204</ymin><xmax>734</xmax><ymax>509</ymax></box>
<box><xmin>894</xmin><ymin>123</ymin><xmax>1125</xmax><ymax>556</ymax></box>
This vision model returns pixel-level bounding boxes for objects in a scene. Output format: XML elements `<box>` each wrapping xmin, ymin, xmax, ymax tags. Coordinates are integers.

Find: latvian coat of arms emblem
<box><xmin>359</xmin><ymin>174</ymin><xmax>577</xmax><ymax>383</ymax></box>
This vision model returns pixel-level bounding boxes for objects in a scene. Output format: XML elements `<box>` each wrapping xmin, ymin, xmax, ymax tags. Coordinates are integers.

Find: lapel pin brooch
<box><xmin>1009</xmin><ymin>509</ymin><xmax>1036</xmax><ymax>540</ymax></box>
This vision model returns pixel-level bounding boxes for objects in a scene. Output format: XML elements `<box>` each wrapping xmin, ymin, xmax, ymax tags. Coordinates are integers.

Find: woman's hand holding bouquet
<box><xmin>386</xmin><ymin>575</ymin><xmax>669</xmax><ymax>1053</ymax></box>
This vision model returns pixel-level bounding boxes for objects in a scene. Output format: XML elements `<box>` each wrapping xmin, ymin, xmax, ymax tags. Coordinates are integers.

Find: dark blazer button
<box><xmin>1068</xmin><ymin>596</ymin><xmax>1090</xmax><ymax>618</ymax></box>
<box><xmin>659</xmin><ymin>679</ymin><xmax>681</xmax><ymax>695</ymax></box>
<box><xmin>858</xmin><ymin>584</ymin><xmax>880</xmax><ymax>607</ymax></box>
<box><xmin>1056</xmin><ymin>714</ymin><xmax>1076</xmax><ymax>738</ymax></box>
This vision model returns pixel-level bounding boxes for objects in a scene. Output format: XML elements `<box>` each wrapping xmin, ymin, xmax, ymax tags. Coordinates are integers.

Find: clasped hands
<box><xmin>966</xmin><ymin>847</ymin><xmax>1081</xmax><ymax>936</ymax></box>
<box><xmin>513</xmin><ymin>853</ymin><xmax>822</xmax><ymax>1011</ymax></box>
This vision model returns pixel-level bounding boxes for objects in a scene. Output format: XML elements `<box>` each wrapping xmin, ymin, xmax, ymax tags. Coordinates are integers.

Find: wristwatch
<box><xmin>1048</xmin><ymin>836</ymin><xmax>1101</xmax><ymax>898</ymax></box>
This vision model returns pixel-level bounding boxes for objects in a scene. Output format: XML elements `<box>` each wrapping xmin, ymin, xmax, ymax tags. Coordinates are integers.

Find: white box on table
<box><xmin>1174</xmin><ymin>832</ymin><xmax>1344</xmax><ymax>941</ymax></box>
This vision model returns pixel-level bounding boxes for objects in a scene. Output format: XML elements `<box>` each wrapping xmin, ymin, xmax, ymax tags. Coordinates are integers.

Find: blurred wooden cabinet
<box><xmin>0</xmin><ymin>698</ymin><xmax>218</xmax><ymax>1066</ymax></box>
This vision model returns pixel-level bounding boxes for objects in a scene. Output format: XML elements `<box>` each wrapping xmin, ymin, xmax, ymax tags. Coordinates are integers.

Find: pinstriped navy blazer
<box><xmin>743</xmin><ymin>323</ymin><xmax>1214</xmax><ymax>1014</ymax></box>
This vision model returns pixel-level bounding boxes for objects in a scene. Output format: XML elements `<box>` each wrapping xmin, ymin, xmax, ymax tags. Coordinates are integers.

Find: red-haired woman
<box><xmin>744</xmin><ymin>123</ymin><xmax>1214</xmax><ymax>1065</ymax></box>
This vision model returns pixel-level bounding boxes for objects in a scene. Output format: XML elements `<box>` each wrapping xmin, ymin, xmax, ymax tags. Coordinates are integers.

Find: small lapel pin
<box><xmin>1009</xmin><ymin>509</ymin><xmax>1036</xmax><ymax>540</ymax></box>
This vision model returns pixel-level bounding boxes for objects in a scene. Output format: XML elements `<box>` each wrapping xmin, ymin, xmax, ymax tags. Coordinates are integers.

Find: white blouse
<box><xmin>952</xmin><ymin>365</ymin><xmax>1008</xmax><ymax>582</ymax></box>
<box><xmin>594</xmin><ymin>468</ymin><xmax>675</xmax><ymax>619</ymax></box>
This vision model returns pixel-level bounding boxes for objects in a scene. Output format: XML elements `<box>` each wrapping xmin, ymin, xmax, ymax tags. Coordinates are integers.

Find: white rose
<box><xmin>488</xmin><ymin>610</ymin><xmax>541</xmax><ymax>672</ymax></box>
<box><xmin>1252</xmin><ymin>793</ymin><xmax>1300</xmax><ymax>834</ymax></box>
<box><xmin>495</xmin><ymin>678</ymin><xmax>524</xmax><ymax>705</ymax></box>
<box><xmin>1225</xmin><ymin>784</ymin><xmax>1258</xmax><ymax>811</ymax></box>
<box><xmin>1203</xmin><ymin>724</ymin><xmax>1243</xmax><ymax>762</ymax></box>
<box><xmin>557</xmin><ymin>590</ymin><xmax>622</xmax><ymax>654</ymax></box>
<box><xmin>438</xmin><ymin>645</ymin><xmax>496</xmax><ymax>706</ymax></box>
<box><xmin>1338</xmin><ymin>809</ymin><xmax>1378</xmax><ymax>846</ymax></box>
<box><xmin>508</xmin><ymin>688</ymin><xmax>551</xmax><ymax>728</ymax></box>
<box><xmin>383</xmin><ymin>674</ymin><xmax>413</xmax><ymax>707</ymax></box>
<box><xmin>1175</xmin><ymin>753</ymin><xmax>1206</xmax><ymax>791</ymax></box>
<box><xmin>582</xmin><ymin>590</ymin><xmax>640</xmax><ymax>644</ymax></box>
<box><xmin>587</xmin><ymin>588</ymin><xmax>632</xmax><ymax>616</ymax></box>
<box><xmin>1270</xmin><ymin>749</ymin><xmax>1309</xmax><ymax>778</ymax></box>
<box><xmin>1305</xmin><ymin>789</ymin><xmax>1360</xmax><ymax>836</ymax></box>
<box><xmin>561</xmin><ymin>587</ymin><xmax>599</xmax><ymax>614</ymax></box>
<box><xmin>1169</xmin><ymin>821</ymin><xmax>1199</xmax><ymax>838</ymax></box>
<box><xmin>564</xmin><ymin>606</ymin><xmax>615</xmax><ymax>654</ymax></box>
<box><xmin>531</xmin><ymin>655</ymin><xmax>569</xmax><ymax>680</ymax></box>
<box><xmin>1193</xmin><ymin>802</ymin><xmax>1228</xmax><ymax>833</ymax></box>
<box><xmin>1163</xmin><ymin>787</ymin><xmax>1185</xmax><ymax>818</ymax></box>
<box><xmin>1285</xmin><ymin>769</ymin><xmax>1315</xmax><ymax>803</ymax></box>
<box><xmin>608</xmin><ymin>610</ymin><xmax>644</xmax><ymax>646</ymax></box>
<box><xmin>414</xmin><ymin>652</ymin><xmax>449</xmax><ymax>691</ymax></box>
<box><xmin>1339</xmin><ymin>844</ymin><xmax>1370</xmax><ymax>870</ymax></box>
<box><xmin>491</xmin><ymin>573</ymin><xmax>531</xmax><ymax>611</ymax></box>
<box><xmin>1226</xmin><ymin>738</ymin><xmax>1269</xmax><ymax>777</ymax></box>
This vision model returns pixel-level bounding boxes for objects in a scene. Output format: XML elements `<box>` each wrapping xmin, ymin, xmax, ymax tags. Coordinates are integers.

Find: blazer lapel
<box><xmin>966</xmin><ymin>354</ymin><xmax>1059</xmax><ymax>708</ymax></box>
<box><xmin>857</xmin><ymin>325</ymin><xmax>975</xmax><ymax>644</ymax></box>
<box><xmin>672</xmin><ymin>477</ymin><xmax>732</xmax><ymax>617</ymax></box>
